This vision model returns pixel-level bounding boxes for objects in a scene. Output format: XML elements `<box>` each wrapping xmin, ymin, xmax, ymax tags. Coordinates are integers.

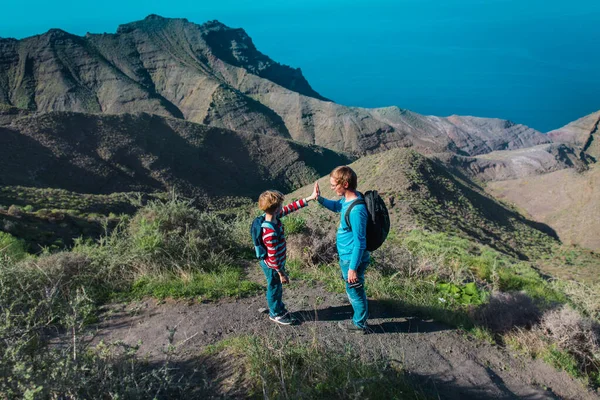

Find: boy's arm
<box><xmin>278</xmin><ymin>198</ymin><xmax>308</xmax><ymax>218</ymax></box>
<box><xmin>278</xmin><ymin>182</ymin><xmax>320</xmax><ymax>217</ymax></box>
<box><xmin>348</xmin><ymin>206</ymin><xmax>368</xmax><ymax>271</ymax></box>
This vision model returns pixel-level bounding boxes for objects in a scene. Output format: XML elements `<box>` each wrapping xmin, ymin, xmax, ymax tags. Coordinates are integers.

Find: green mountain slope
<box><xmin>290</xmin><ymin>148</ymin><xmax>557</xmax><ymax>259</ymax></box>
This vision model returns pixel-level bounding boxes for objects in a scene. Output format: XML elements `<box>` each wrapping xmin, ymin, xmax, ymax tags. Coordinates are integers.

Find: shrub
<box><xmin>282</xmin><ymin>215</ymin><xmax>307</xmax><ymax>235</ymax></box>
<box><xmin>0</xmin><ymin>232</ymin><xmax>28</xmax><ymax>261</ymax></box>
<box><xmin>286</xmin><ymin>226</ymin><xmax>338</xmax><ymax>266</ymax></box>
<box><xmin>127</xmin><ymin>197</ymin><xmax>236</xmax><ymax>274</ymax></box>
<box><xmin>474</xmin><ymin>291</ymin><xmax>541</xmax><ymax>334</ymax></box>
<box><xmin>7</xmin><ymin>205</ymin><xmax>23</xmax><ymax>217</ymax></box>
<box><xmin>371</xmin><ymin>241</ymin><xmax>428</xmax><ymax>278</ymax></box>
<box><xmin>539</xmin><ymin>305</ymin><xmax>600</xmax><ymax>378</ymax></box>
<box><xmin>555</xmin><ymin>280</ymin><xmax>600</xmax><ymax>321</ymax></box>
<box><xmin>437</xmin><ymin>281</ymin><xmax>484</xmax><ymax>306</ymax></box>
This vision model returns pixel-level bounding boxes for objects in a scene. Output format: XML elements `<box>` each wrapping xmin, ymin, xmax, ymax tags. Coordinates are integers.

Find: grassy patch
<box><xmin>131</xmin><ymin>268</ymin><xmax>261</xmax><ymax>300</ymax></box>
<box><xmin>287</xmin><ymin>258</ymin><xmax>474</xmax><ymax>329</ymax></box>
<box><xmin>542</xmin><ymin>345</ymin><xmax>582</xmax><ymax>379</ymax></box>
<box><xmin>206</xmin><ymin>335</ymin><xmax>428</xmax><ymax>399</ymax></box>
<box><xmin>282</xmin><ymin>215</ymin><xmax>307</xmax><ymax>235</ymax></box>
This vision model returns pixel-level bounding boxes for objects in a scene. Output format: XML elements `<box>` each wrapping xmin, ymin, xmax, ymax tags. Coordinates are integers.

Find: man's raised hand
<box><xmin>308</xmin><ymin>181</ymin><xmax>320</xmax><ymax>201</ymax></box>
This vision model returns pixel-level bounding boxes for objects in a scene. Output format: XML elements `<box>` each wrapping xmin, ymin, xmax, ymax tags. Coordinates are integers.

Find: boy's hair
<box><xmin>330</xmin><ymin>166</ymin><xmax>358</xmax><ymax>191</ymax></box>
<box><xmin>258</xmin><ymin>190</ymin><xmax>284</xmax><ymax>213</ymax></box>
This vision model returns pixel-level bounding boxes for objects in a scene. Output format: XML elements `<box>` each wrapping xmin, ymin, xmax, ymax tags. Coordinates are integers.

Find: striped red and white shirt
<box><xmin>262</xmin><ymin>198</ymin><xmax>308</xmax><ymax>271</ymax></box>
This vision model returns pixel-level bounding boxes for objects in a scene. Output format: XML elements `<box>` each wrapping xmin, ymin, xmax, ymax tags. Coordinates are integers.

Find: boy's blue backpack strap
<box><xmin>250</xmin><ymin>214</ymin><xmax>268</xmax><ymax>259</ymax></box>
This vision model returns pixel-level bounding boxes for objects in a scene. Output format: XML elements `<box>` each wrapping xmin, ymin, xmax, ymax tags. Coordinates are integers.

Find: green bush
<box><xmin>0</xmin><ymin>232</ymin><xmax>28</xmax><ymax>261</ymax></box>
<box><xmin>126</xmin><ymin>196</ymin><xmax>237</xmax><ymax>274</ymax></box>
<box><xmin>282</xmin><ymin>215</ymin><xmax>307</xmax><ymax>235</ymax></box>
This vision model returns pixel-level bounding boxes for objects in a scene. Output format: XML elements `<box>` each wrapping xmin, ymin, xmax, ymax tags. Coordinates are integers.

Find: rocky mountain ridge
<box><xmin>0</xmin><ymin>15</ymin><xmax>550</xmax><ymax>156</ymax></box>
<box><xmin>0</xmin><ymin>111</ymin><xmax>350</xmax><ymax>205</ymax></box>
<box><xmin>548</xmin><ymin>110</ymin><xmax>600</xmax><ymax>160</ymax></box>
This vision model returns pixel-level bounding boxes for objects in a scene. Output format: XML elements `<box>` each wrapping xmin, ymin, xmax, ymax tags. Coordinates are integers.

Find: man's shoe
<box><xmin>269</xmin><ymin>313</ymin><xmax>295</xmax><ymax>326</ymax></box>
<box><xmin>337</xmin><ymin>321</ymin><xmax>371</xmax><ymax>334</ymax></box>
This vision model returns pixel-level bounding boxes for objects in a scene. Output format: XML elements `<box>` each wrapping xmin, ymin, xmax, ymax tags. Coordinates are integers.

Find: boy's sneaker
<box><xmin>269</xmin><ymin>312</ymin><xmax>295</xmax><ymax>326</ymax></box>
<box><xmin>337</xmin><ymin>321</ymin><xmax>371</xmax><ymax>334</ymax></box>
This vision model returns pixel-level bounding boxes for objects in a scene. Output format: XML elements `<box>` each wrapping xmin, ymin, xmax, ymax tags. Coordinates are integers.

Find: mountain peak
<box><xmin>116</xmin><ymin>15</ymin><xmax>188</xmax><ymax>34</ymax></box>
<box><xmin>144</xmin><ymin>14</ymin><xmax>167</xmax><ymax>21</ymax></box>
<box><xmin>41</xmin><ymin>28</ymin><xmax>72</xmax><ymax>39</ymax></box>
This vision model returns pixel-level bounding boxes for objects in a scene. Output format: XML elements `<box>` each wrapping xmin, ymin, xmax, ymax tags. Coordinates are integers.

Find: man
<box><xmin>316</xmin><ymin>166</ymin><xmax>370</xmax><ymax>333</ymax></box>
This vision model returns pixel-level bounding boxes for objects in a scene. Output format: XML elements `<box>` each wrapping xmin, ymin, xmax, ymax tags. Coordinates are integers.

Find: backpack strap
<box><xmin>261</xmin><ymin>220</ymin><xmax>280</xmax><ymax>236</ymax></box>
<box><xmin>344</xmin><ymin>199</ymin><xmax>366</xmax><ymax>231</ymax></box>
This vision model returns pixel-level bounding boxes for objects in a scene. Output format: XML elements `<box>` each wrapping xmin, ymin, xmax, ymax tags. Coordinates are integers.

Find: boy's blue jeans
<box><xmin>340</xmin><ymin>259</ymin><xmax>369</xmax><ymax>328</ymax></box>
<box><xmin>260</xmin><ymin>261</ymin><xmax>287</xmax><ymax>318</ymax></box>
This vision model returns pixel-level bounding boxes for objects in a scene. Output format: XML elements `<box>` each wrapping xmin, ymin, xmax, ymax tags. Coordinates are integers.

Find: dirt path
<box><xmin>93</xmin><ymin>277</ymin><xmax>598</xmax><ymax>400</ymax></box>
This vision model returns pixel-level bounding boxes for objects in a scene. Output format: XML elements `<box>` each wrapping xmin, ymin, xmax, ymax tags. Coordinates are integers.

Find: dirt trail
<box><xmin>93</xmin><ymin>275</ymin><xmax>598</xmax><ymax>400</ymax></box>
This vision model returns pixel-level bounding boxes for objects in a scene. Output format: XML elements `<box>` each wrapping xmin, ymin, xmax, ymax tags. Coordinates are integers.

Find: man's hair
<box><xmin>330</xmin><ymin>166</ymin><xmax>358</xmax><ymax>191</ymax></box>
<box><xmin>258</xmin><ymin>190</ymin><xmax>284</xmax><ymax>213</ymax></box>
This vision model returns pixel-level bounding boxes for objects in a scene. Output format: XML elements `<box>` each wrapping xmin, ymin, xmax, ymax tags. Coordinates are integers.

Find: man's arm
<box><xmin>317</xmin><ymin>196</ymin><xmax>343</xmax><ymax>213</ymax></box>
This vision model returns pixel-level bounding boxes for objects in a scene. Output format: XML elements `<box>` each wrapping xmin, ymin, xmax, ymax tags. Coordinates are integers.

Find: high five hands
<box><xmin>307</xmin><ymin>181</ymin><xmax>320</xmax><ymax>202</ymax></box>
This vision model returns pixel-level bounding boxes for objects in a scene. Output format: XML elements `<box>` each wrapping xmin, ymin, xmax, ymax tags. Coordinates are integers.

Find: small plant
<box><xmin>282</xmin><ymin>215</ymin><xmax>307</xmax><ymax>235</ymax></box>
<box><xmin>437</xmin><ymin>282</ymin><xmax>484</xmax><ymax>306</ymax></box>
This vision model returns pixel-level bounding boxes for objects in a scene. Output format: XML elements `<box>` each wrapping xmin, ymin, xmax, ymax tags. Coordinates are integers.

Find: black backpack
<box><xmin>345</xmin><ymin>191</ymin><xmax>390</xmax><ymax>251</ymax></box>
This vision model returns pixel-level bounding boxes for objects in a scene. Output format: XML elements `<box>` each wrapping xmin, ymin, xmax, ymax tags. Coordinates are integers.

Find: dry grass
<box><xmin>286</xmin><ymin>225</ymin><xmax>338</xmax><ymax>267</ymax></box>
<box><xmin>555</xmin><ymin>280</ymin><xmax>600</xmax><ymax>321</ymax></box>
<box><xmin>540</xmin><ymin>306</ymin><xmax>600</xmax><ymax>375</ymax></box>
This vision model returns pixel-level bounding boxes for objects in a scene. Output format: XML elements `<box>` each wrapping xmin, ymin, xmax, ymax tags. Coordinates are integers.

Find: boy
<box><xmin>316</xmin><ymin>166</ymin><xmax>370</xmax><ymax>333</ymax></box>
<box><xmin>258</xmin><ymin>183</ymin><xmax>318</xmax><ymax>325</ymax></box>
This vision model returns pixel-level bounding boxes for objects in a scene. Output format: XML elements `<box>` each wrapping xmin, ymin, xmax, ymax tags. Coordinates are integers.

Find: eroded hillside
<box><xmin>0</xmin><ymin>111</ymin><xmax>351</xmax><ymax>203</ymax></box>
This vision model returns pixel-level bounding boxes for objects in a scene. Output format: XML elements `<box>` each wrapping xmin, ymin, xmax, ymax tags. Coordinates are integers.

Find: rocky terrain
<box><xmin>0</xmin><ymin>111</ymin><xmax>350</xmax><ymax>203</ymax></box>
<box><xmin>548</xmin><ymin>110</ymin><xmax>600</xmax><ymax>160</ymax></box>
<box><xmin>482</xmin><ymin>111</ymin><xmax>600</xmax><ymax>251</ymax></box>
<box><xmin>94</xmin><ymin>280</ymin><xmax>598</xmax><ymax>400</ymax></box>
<box><xmin>0</xmin><ymin>15</ymin><xmax>550</xmax><ymax>155</ymax></box>
<box><xmin>436</xmin><ymin>143</ymin><xmax>586</xmax><ymax>182</ymax></box>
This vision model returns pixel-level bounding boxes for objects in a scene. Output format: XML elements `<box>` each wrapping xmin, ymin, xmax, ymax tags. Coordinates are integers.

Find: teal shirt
<box><xmin>318</xmin><ymin>194</ymin><xmax>370</xmax><ymax>270</ymax></box>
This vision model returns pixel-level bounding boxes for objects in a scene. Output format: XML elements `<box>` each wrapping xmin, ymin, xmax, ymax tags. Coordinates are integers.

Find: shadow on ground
<box><xmin>293</xmin><ymin>299</ymin><xmax>452</xmax><ymax>334</ymax></box>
